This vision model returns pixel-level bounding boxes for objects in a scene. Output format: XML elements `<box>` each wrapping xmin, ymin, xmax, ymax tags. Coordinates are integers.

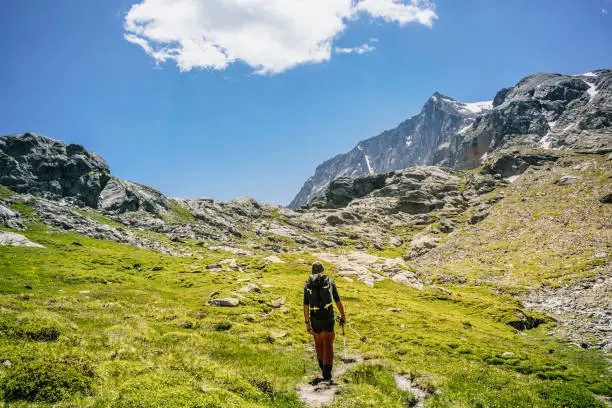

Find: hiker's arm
<box><xmin>336</xmin><ymin>300</ymin><xmax>346</xmax><ymax>321</ymax></box>
<box><xmin>303</xmin><ymin>305</ymin><xmax>312</xmax><ymax>333</ymax></box>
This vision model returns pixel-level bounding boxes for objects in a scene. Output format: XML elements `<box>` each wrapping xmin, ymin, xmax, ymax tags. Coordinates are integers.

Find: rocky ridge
<box><xmin>290</xmin><ymin>69</ymin><xmax>612</xmax><ymax>209</ymax></box>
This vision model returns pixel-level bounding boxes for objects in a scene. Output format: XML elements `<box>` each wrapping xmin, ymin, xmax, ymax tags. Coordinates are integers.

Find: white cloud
<box><xmin>124</xmin><ymin>0</ymin><xmax>437</xmax><ymax>74</ymax></box>
<box><xmin>335</xmin><ymin>43</ymin><xmax>376</xmax><ymax>55</ymax></box>
<box><xmin>603</xmin><ymin>8</ymin><xmax>609</xmax><ymax>15</ymax></box>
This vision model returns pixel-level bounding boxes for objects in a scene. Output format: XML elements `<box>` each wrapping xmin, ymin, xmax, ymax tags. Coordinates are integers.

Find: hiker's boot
<box><xmin>323</xmin><ymin>364</ymin><xmax>333</xmax><ymax>381</ymax></box>
<box><xmin>318</xmin><ymin>359</ymin><xmax>323</xmax><ymax>370</ymax></box>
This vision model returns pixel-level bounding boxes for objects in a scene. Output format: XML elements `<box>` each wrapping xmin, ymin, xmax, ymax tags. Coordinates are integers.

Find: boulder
<box><xmin>0</xmin><ymin>133</ymin><xmax>110</xmax><ymax>207</ymax></box>
<box><xmin>0</xmin><ymin>203</ymin><xmax>25</xmax><ymax>229</ymax></box>
<box><xmin>240</xmin><ymin>283</ymin><xmax>262</xmax><ymax>293</ymax></box>
<box><xmin>0</xmin><ymin>231</ymin><xmax>45</xmax><ymax>248</ymax></box>
<box><xmin>98</xmin><ymin>178</ymin><xmax>168</xmax><ymax>214</ymax></box>
<box><xmin>554</xmin><ymin>175</ymin><xmax>580</xmax><ymax>186</ymax></box>
<box><xmin>206</xmin><ymin>298</ymin><xmax>240</xmax><ymax>307</ymax></box>
<box><xmin>405</xmin><ymin>235</ymin><xmax>440</xmax><ymax>260</ymax></box>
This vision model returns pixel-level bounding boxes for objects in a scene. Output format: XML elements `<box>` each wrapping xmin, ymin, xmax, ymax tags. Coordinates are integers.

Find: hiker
<box><xmin>303</xmin><ymin>261</ymin><xmax>346</xmax><ymax>382</ymax></box>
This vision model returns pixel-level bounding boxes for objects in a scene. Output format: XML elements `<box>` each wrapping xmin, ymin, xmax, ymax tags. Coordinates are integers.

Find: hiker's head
<box><xmin>311</xmin><ymin>262</ymin><xmax>324</xmax><ymax>274</ymax></box>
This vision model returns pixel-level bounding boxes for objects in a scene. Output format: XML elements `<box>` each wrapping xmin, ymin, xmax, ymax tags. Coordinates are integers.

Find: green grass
<box><xmin>0</xmin><ymin>224</ymin><xmax>609</xmax><ymax>407</ymax></box>
<box><xmin>0</xmin><ymin>185</ymin><xmax>16</xmax><ymax>198</ymax></box>
<box><xmin>162</xmin><ymin>200</ymin><xmax>196</xmax><ymax>224</ymax></box>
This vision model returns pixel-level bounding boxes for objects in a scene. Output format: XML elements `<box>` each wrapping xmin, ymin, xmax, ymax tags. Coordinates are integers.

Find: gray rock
<box><xmin>0</xmin><ymin>203</ymin><xmax>24</xmax><ymax>229</ymax></box>
<box><xmin>98</xmin><ymin>178</ymin><xmax>168</xmax><ymax>214</ymax></box>
<box><xmin>555</xmin><ymin>175</ymin><xmax>581</xmax><ymax>185</ymax></box>
<box><xmin>0</xmin><ymin>231</ymin><xmax>45</xmax><ymax>248</ymax></box>
<box><xmin>501</xmin><ymin>352</ymin><xmax>515</xmax><ymax>359</ymax></box>
<box><xmin>240</xmin><ymin>283</ymin><xmax>262</xmax><ymax>293</ymax></box>
<box><xmin>207</xmin><ymin>298</ymin><xmax>240</xmax><ymax>307</ymax></box>
<box><xmin>405</xmin><ymin>235</ymin><xmax>440</xmax><ymax>260</ymax></box>
<box><xmin>438</xmin><ymin>219</ymin><xmax>454</xmax><ymax>233</ymax></box>
<box><xmin>0</xmin><ymin>133</ymin><xmax>110</xmax><ymax>207</ymax></box>
<box><xmin>600</xmin><ymin>192</ymin><xmax>612</xmax><ymax>204</ymax></box>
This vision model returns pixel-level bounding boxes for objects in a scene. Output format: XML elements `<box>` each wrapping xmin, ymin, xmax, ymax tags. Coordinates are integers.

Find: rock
<box><xmin>71</xmin><ymin>241</ymin><xmax>83</xmax><ymax>246</ymax></box>
<box><xmin>152</xmin><ymin>266</ymin><xmax>163</xmax><ymax>271</ymax></box>
<box><xmin>438</xmin><ymin>219</ymin><xmax>454</xmax><ymax>233</ymax></box>
<box><xmin>482</xmin><ymin>151</ymin><xmax>559</xmax><ymax>179</ymax></box>
<box><xmin>405</xmin><ymin>235</ymin><xmax>440</xmax><ymax>260</ymax></box>
<box><xmin>206</xmin><ymin>298</ymin><xmax>240</xmax><ymax>307</ymax></box>
<box><xmin>98</xmin><ymin>177</ymin><xmax>168</xmax><ymax>215</ymax></box>
<box><xmin>469</xmin><ymin>212</ymin><xmax>488</xmax><ymax>224</ymax></box>
<box><xmin>501</xmin><ymin>352</ymin><xmax>515</xmax><ymax>359</ymax></box>
<box><xmin>0</xmin><ymin>231</ymin><xmax>45</xmax><ymax>248</ymax></box>
<box><xmin>0</xmin><ymin>203</ymin><xmax>25</xmax><ymax>229</ymax></box>
<box><xmin>599</xmin><ymin>192</ymin><xmax>612</xmax><ymax>204</ymax></box>
<box><xmin>2</xmin><ymin>360</ymin><xmax>11</xmax><ymax>368</ymax></box>
<box><xmin>555</xmin><ymin>175</ymin><xmax>580</xmax><ymax>186</ymax></box>
<box><xmin>79</xmin><ymin>290</ymin><xmax>90</xmax><ymax>294</ymax></box>
<box><xmin>206</xmin><ymin>264</ymin><xmax>222</xmax><ymax>271</ymax></box>
<box><xmin>260</xmin><ymin>284</ymin><xmax>275</xmax><ymax>289</ymax></box>
<box><xmin>209</xmin><ymin>291</ymin><xmax>220</xmax><ymax>298</ymax></box>
<box><xmin>0</xmin><ymin>133</ymin><xmax>110</xmax><ymax>207</ymax></box>
<box><xmin>388</xmin><ymin>308</ymin><xmax>402</xmax><ymax>313</ymax></box>
<box><xmin>264</xmin><ymin>255</ymin><xmax>285</xmax><ymax>264</ymax></box>
<box><xmin>170</xmin><ymin>236</ymin><xmax>185</xmax><ymax>243</ymax></box>
<box><xmin>179</xmin><ymin>321</ymin><xmax>194</xmax><ymax>329</ymax></box>
<box><xmin>240</xmin><ymin>283</ymin><xmax>262</xmax><ymax>293</ymax></box>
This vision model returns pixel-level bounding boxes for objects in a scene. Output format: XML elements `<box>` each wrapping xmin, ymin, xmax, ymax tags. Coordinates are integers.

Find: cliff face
<box><xmin>289</xmin><ymin>93</ymin><xmax>491</xmax><ymax>208</ymax></box>
<box><xmin>290</xmin><ymin>69</ymin><xmax>612</xmax><ymax>208</ymax></box>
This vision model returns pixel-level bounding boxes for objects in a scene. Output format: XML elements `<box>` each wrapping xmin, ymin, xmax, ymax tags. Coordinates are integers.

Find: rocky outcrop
<box><xmin>453</xmin><ymin>70</ymin><xmax>612</xmax><ymax>168</ymax></box>
<box><xmin>0</xmin><ymin>231</ymin><xmax>44</xmax><ymax>248</ymax></box>
<box><xmin>0</xmin><ymin>203</ymin><xmax>24</xmax><ymax>230</ymax></box>
<box><xmin>98</xmin><ymin>178</ymin><xmax>168</xmax><ymax>215</ymax></box>
<box><xmin>289</xmin><ymin>93</ymin><xmax>492</xmax><ymax>208</ymax></box>
<box><xmin>291</xmin><ymin>69</ymin><xmax>612</xmax><ymax>208</ymax></box>
<box><xmin>0</xmin><ymin>133</ymin><xmax>110</xmax><ymax>207</ymax></box>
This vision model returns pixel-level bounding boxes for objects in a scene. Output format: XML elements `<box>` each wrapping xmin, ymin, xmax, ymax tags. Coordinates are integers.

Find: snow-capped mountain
<box><xmin>288</xmin><ymin>93</ymin><xmax>492</xmax><ymax>208</ymax></box>
<box><xmin>289</xmin><ymin>69</ymin><xmax>612</xmax><ymax>209</ymax></box>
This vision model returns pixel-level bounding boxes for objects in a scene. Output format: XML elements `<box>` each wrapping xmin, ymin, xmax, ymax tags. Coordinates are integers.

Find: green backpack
<box><xmin>306</xmin><ymin>274</ymin><xmax>334</xmax><ymax>321</ymax></box>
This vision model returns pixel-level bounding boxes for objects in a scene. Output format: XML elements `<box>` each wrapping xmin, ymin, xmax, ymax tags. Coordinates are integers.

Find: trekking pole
<box><xmin>342</xmin><ymin>323</ymin><xmax>347</xmax><ymax>361</ymax></box>
<box><xmin>346</xmin><ymin>323</ymin><xmax>367</xmax><ymax>342</ymax></box>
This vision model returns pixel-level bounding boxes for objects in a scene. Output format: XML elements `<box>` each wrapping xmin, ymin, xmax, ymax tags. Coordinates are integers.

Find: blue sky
<box><xmin>1</xmin><ymin>0</ymin><xmax>611</xmax><ymax>205</ymax></box>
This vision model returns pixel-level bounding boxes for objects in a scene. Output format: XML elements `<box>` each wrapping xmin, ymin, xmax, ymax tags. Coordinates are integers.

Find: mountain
<box><xmin>288</xmin><ymin>93</ymin><xmax>493</xmax><ymax>208</ymax></box>
<box><xmin>289</xmin><ymin>69</ymin><xmax>612</xmax><ymax>208</ymax></box>
<box><xmin>1</xmin><ymin>71</ymin><xmax>611</xmax><ymax>407</ymax></box>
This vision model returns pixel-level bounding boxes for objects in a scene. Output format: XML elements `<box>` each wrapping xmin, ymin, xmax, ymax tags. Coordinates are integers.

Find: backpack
<box><xmin>306</xmin><ymin>274</ymin><xmax>334</xmax><ymax>321</ymax></box>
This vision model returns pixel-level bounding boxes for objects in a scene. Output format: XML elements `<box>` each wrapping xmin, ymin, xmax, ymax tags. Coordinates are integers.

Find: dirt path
<box><xmin>394</xmin><ymin>374</ymin><xmax>429</xmax><ymax>408</ymax></box>
<box><xmin>296</xmin><ymin>355</ymin><xmax>363</xmax><ymax>407</ymax></box>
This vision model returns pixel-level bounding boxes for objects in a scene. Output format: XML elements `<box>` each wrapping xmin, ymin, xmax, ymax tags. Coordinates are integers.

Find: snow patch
<box><xmin>584</xmin><ymin>81</ymin><xmax>598</xmax><ymax>99</ymax></box>
<box><xmin>438</xmin><ymin>142</ymin><xmax>450</xmax><ymax>149</ymax></box>
<box><xmin>456</xmin><ymin>100</ymin><xmax>493</xmax><ymax>115</ymax></box>
<box><xmin>480</xmin><ymin>151</ymin><xmax>490</xmax><ymax>163</ymax></box>
<box><xmin>572</xmin><ymin>71</ymin><xmax>597</xmax><ymax>77</ymax></box>
<box><xmin>357</xmin><ymin>144</ymin><xmax>374</xmax><ymax>174</ymax></box>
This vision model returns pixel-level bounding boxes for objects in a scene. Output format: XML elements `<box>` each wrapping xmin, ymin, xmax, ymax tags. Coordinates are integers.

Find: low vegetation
<box><xmin>0</xmin><ymin>218</ymin><xmax>609</xmax><ymax>407</ymax></box>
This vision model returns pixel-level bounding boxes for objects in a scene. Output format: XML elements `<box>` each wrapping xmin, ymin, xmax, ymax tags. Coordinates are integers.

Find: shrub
<box><xmin>539</xmin><ymin>382</ymin><xmax>605</xmax><ymax>408</ymax></box>
<box><xmin>0</xmin><ymin>312</ymin><xmax>65</xmax><ymax>342</ymax></box>
<box><xmin>1</xmin><ymin>356</ymin><xmax>94</xmax><ymax>402</ymax></box>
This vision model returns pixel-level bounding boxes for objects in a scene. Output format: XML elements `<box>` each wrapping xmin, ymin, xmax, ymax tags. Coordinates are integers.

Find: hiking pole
<box><xmin>346</xmin><ymin>323</ymin><xmax>367</xmax><ymax>342</ymax></box>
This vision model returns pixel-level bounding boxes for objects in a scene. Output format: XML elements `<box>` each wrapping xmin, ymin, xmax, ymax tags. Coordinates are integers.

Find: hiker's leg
<box><xmin>322</xmin><ymin>331</ymin><xmax>335</xmax><ymax>380</ymax></box>
<box><xmin>313</xmin><ymin>332</ymin><xmax>324</xmax><ymax>362</ymax></box>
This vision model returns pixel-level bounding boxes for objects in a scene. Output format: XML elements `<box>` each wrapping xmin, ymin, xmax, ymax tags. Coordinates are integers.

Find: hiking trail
<box><xmin>296</xmin><ymin>355</ymin><xmax>363</xmax><ymax>407</ymax></box>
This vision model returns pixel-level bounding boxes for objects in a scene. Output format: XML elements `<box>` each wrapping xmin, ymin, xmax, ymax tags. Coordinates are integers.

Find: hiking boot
<box><xmin>322</xmin><ymin>364</ymin><xmax>333</xmax><ymax>381</ymax></box>
<box><xmin>309</xmin><ymin>377</ymin><xmax>324</xmax><ymax>386</ymax></box>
